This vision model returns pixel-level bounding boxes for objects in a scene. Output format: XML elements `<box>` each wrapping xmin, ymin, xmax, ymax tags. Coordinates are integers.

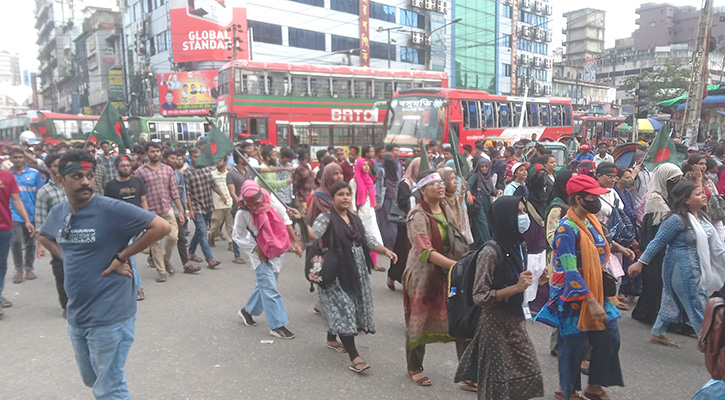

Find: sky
<box><xmin>0</xmin><ymin>0</ymin><xmax>715</xmax><ymax>73</ymax></box>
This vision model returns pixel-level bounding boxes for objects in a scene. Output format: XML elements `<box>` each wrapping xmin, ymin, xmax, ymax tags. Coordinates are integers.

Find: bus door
<box><xmin>290</xmin><ymin>123</ymin><xmax>310</xmax><ymax>150</ymax></box>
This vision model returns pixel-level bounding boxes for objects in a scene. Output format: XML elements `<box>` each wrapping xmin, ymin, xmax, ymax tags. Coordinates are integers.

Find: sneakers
<box><xmin>25</xmin><ymin>271</ymin><xmax>37</xmax><ymax>280</ymax></box>
<box><xmin>237</xmin><ymin>308</ymin><xmax>257</xmax><ymax>327</ymax></box>
<box><xmin>269</xmin><ymin>326</ymin><xmax>295</xmax><ymax>340</ymax></box>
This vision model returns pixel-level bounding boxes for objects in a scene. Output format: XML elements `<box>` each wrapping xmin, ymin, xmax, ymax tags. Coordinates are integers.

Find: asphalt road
<box><xmin>0</xmin><ymin>243</ymin><xmax>712</xmax><ymax>400</ymax></box>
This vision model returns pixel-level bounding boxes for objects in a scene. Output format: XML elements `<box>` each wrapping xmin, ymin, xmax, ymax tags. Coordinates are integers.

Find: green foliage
<box><xmin>622</xmin><ymin>64</ymin><xmax>690</xmax><ymax>108</ymax></box>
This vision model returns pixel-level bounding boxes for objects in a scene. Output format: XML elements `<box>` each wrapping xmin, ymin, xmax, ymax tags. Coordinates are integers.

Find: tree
<box><xmin>621</xmin><ymin>63</ymin><xmax>690</xmax><ymax>110</ymax></box>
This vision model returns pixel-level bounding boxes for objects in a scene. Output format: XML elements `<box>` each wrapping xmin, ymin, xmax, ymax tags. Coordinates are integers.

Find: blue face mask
<box><xmin>518</xmin><ymin>214</ymin><xmax>531</xmax><ymax>234</ymax></box>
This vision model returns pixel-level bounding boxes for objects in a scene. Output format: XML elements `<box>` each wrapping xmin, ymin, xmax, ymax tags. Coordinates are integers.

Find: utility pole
<box><xmin>633</xmin><ymin>80</ymin><xmax>640</xmax><ymax>142</ymax></box>
<box><xmin>425</xmin><ymin>18</ymin><xmax>461</xmax><ymax>70</ymax></box>
<box><xmin>681</xmin><ymin>0</ymin><xmax>713</xmax><ymax>144</ymax></box>
<box><xmin>225</xmin><ymin>24</ymin><xmax>244</xmax><ymax>61</ymax></box>
<box><xmin>376</xmin><ymin>26</ymin><xmax>401</xmax><ymax>69</ymax></box>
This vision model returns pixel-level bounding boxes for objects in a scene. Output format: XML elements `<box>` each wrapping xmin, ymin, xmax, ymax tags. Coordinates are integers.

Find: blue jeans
<box><xmin>558</xmin><ymin>319</ymin><xmax>623</xmax><ymax>399</ymax></box>
<box><xmin>652</xmin><ymin>263</ymin><xmax>703</xmax><ymax>337</ymax></box>
<box><xmin>232</xmin><ymin>242</ymin><xmax>241</xmax><ymax>258</ymax></box>
<box><xmin>245</xmin><ymin>262</ymin><xmax>288</xmax><ymax>330</ymax></box>
<box><xmin>189</xmin><ymin>211</ymin><xmax>213</xmax><ymax>261</ymax></box>
<box><xmin>127</xmin><ymin>234</ymin><xmax>142</xmax><ymax>290</ymax></box>
<box><xmin>67</xmin><ymin>316</ymin><xmax>135</xmax><ymax>400</ymax></box>
<box><xmin>0</xmin><ymin>230</ymin><xmax>12</xmax><ymax>299</ymax></box>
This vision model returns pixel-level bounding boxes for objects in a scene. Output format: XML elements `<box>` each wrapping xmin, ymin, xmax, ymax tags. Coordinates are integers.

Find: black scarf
<box><xmin>488</xmin><ymin>196</ymin><xmax>527</xmax><ymax>318</ymax></box>
<box><xmin>526</xmin><ymin>164</ymin><xmax>550</xmax><ymax>218</ymax></box>
<box><xmin>326</xmin><ymin>209</ymin><xmax>372</xmax><ymax>297</ymax></box>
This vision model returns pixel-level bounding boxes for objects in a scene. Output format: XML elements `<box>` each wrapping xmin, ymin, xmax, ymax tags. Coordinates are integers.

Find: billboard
<box><xmin>157</xmin><ymin>70</ymin><xmax>219</xmax><ymax>116</ymax></box>
<box><xmin>583</xmin><ymin>57</ymin><xmax>597</xmax><ymax>83</ymax></box>
<box><xmin>169</xmin><ymin>0</ymin><xmax>249</xmax><ymax>63</ymax></box>
<box><xmin>359</xmin><ymin>0</ymin><xmax>370</xmax><ymax>67</ymax></box>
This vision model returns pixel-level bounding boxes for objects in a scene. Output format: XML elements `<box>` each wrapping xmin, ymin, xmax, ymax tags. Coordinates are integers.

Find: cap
<box><xmin>688</xmin><ymin>145</ymin><xmax>699</xmax><ymax>152</ymax></box>
<box><xmin>566</xmin><ymin>174</ymin><xmax>609</xmax><ymax>196</ymax></box>
<box><xmin>511</xmin><ymin>161</ymin><xmax>529</xmax><ymax>174</ymax></box>
<box><xmin>513</xmin><ymin>141</ymin><xmax>525</xmax><ymax>148</ymax></box>
<box><xmin>580</xmin><ymin>145</ymin><xmax>590</xmax><ymax>151</ymax></box>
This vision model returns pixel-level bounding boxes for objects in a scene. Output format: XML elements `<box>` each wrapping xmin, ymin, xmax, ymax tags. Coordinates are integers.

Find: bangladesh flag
<box><xmin>33</xmin><ymin>119</ymin><xmax>56</xmax><ymax>138</ymax></box>
<box><xmin>419</xmin><ymin>139</ymin><xmax>432</xmax><ymax>172</ymax></box>
<box><xmin>448</xmin><ymin>122</ymin><xmax>470</xmax><ymax>178</ymax></box>
<box><xmin>194</xmin><ymin>122</ymin><xmax>235</xmax><ymax>168</ymax></box>
<box><xmin>91</xmin><ymin>102</ymin><xmax>133</xmax><ymax>152</ymax></box>
<box><xmin>644</xmin><ymin>128</ymin><xmax>682</xmax><ymax>170</ymax></box>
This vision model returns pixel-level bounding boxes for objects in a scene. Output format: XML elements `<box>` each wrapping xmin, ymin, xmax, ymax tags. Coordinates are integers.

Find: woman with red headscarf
<box><xmin>350</xmin><ymin>157</ymin><xmax>385</xmax><ymax>271</ymax></box>
<box><xmin>232</xmin><ymin>180</ymin><xmax>303</xmax><ymax>340</ymax></box>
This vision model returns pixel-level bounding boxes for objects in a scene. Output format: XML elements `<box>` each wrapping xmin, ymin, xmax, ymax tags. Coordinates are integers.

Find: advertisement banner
<box><xmin>359</xmin><ymin>0</ymin><xmax>370</xmax><ymax>67</ymax></box>
<box><xmin>583</xmin><ymin>57</ymin><xmax>597</xmax><ymax>83</ymax></box>
<box><xmin>169</xmin><ymin>0</ymin><xmax>249</xmax><ymax>63</ymax></box>
<box><xmin>108</xmin><ymin>69</ymin><xmax>124</xmax><ymax>101</ymax></box>
<box><xmin>158</xmin><ymin>70</ymin><xmax>219</xmax><ymax>116</ymax></box>
<box><xmin>511</xmin><ymin>0</ymin><xmax>519</xmax><ymax>95</ymax></box>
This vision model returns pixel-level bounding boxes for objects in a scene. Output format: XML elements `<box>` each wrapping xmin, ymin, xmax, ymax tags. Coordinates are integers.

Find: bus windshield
<box><xmin>384</xmin><ymin>96</ymin><xmax>445</xmax><ymax>145</ymax></box>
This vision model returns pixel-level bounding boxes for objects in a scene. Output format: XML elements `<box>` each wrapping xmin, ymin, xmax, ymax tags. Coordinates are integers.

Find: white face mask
<box><xmin>518</xmin><ymin>214</ymin><xmax>531</xmax><ymax>234</ymax></box>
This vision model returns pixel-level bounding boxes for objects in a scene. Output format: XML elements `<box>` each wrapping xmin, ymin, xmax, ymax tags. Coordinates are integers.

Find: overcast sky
<box><xmin>0</xmin><ymin>0</ymin><xmax>715</xmax><ymax>73</ymax></box>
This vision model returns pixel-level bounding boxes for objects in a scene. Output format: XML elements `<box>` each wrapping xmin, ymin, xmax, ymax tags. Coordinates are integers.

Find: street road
<box><xmin>0</xmin><ymin>245</ymin><xmax>712</xmax><ymax>399</ymax></box>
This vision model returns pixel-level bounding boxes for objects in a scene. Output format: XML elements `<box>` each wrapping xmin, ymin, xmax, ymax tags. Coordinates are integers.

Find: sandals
<box><xmin>188</xmin><ymin>253</ymin><xmax>203</xmax><ymax>262</ymax></box>
<box><xmin>373</xmin><ymin>264</ymin><xmax>386</xmax><ymax>272</ymax></box>
<box><xmin>582</xmin><ymin>390</ymin><xmax>611</xmax><ymax>400</ymax></box>
<box><xmin>387</xmin><ymin>278</ymin><xmax>396</xmax><ymax>291</ymax></box>
<box><xmin>459</xmin><ymin>380</ymin><xmax>477</xmax><ymax>392</ymax></box>
<box><xmin>350</xmin><ymin>359</ymin><xmax>371</xmax><ymax>373</ymax></box>
<box><xmin>12</xmin><ymin>270</ymin><xmax>23</xmax><ymax>284</ymax></box>
<box><xmin>555</xmin><ymin>389</ymin><xmax>582</xmax><ymax>400</ymax></box>
<box><xmin>325</xmin><ymin>341</ymin><xmax>347</xmax><ymax>353</ymax></box>
<box><xmin>650</xmin><ymin>334</ymin><xmax>681</xmax><ymax>348</ymax></box>
<box><xmin>207</xmin><ymin>259</ymin><xmax>221</xmax><ymax>269</ymax></box>
<box><xmin>166</xmin><ymin>265</ymin><xmax>176</xmax><ymax>276</ymax></box>
<box><xmin>232</xmin><ymin>257</ymin><xmax>246</xmax><ymax>264</ymax></box>
<box><xmin>137</xmin><ymin>288</ymin><xmax>145</xmax><ymax>301</ymax></box>
<box><xmin>183</xmin><ymin>264</ymin><xmax>201</xmax><ymax>274</ymax></box>
<box><xmin>407</xmin><ymin>370</ymin><xmax>432</xmax><ymax>386</ymax></box>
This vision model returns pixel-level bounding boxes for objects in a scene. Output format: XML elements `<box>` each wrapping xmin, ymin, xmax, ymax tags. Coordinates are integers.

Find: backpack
<box><xmin>447</xmin><ymin>240</ymin><xmax>503</xmax><ymax>339</ymax></box>
<box><xmin>601</xmin><ymin>197</ymin><xmax>636</xmax><ymax>247</ymax></box>
<box><xmin>699</xmin><ymin>296</ymin><xmax>725</xmax><ymax>380</ymax></box>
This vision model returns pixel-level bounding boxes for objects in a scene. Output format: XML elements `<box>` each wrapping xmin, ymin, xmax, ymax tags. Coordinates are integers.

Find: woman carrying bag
<box><xmin>467</xmin><ymin>157</ymin><xmax>496</xmax><ymax>249</ymax></box>
<box><xmin>350</xmin><ymin>157</ymin><xmax>386</xmax><ymax>272</ymax></box>
<box><xmin>290</xmin><ymin>182</ymin><xmax>397</xmax><ymax>373</ymax></box>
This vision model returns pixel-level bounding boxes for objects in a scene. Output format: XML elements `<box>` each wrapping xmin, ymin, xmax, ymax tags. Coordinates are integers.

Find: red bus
<box><xmin>383</xmin><ymin>88</ymin><xmax>573</xmax><ymax>148</ymax></box>
<box><xmin>574</xmin><ymin>115</ymin><xmax>627</xmax><ymax>143</ymax></box>
<box><xmin>214</xmin><ymin>60</ymin><xmax>448</xmax><ymax>158</ymax></box>
<box><xmin>29</xmin><ymin>112</ymin><xmax>106</xmax><ymax>145</ymax></box>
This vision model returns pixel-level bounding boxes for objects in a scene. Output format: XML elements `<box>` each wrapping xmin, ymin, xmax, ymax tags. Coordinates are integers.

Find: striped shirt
<box><xmin>35</xmin><ymin>180</ymin><xmax>67</xmax><ymax>228</ymax></box>
<box><xmin>184</xmin><ymin>166</ymin><xmax>217</xmax><ymax>214</ymax></box>
<box><xmin>9</xmin><ymin>166</ymin><xmax>43</xmax><ymax>223</ymax></box>
<box><xmin>134</xmin><ymin>163</ymin><xmax>180</xmax><ymax>214</ymax></box>
<box><xmin>97</xmin><ymin>154</ymin><xmax>117</xmax><ymax>180</ymax></box>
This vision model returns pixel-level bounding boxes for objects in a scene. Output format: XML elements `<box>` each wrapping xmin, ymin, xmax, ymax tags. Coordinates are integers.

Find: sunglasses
<box><xmin>61</xmin><ymin>213</ymin><xmax>73</xmax><ymax>241</ymax></box>
<box><xmin>427</xmin><ymin>181</ymin><xmax>446</xmax><ymax>188</ymax></box>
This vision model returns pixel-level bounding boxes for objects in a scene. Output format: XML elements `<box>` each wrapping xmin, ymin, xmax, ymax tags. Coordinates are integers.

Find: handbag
<box><xmin>708</xmin><ymin>193</ymin><xmax>725</xmax><ymax>221</ymax></box>
<box><xmin>601</xmin><ymin>197</ymin><xmax>636</xmax><ymax>247</ymax></box>
<box><xmin>304</xmin><ymin>223</ymin><xmax>342</xmax><ymax>291</ymax></box>
<box><xmin>603</xmin><ymin>269</ymin><xmax>617</xmax><ymax>297</ymax></box>
<box><xmin>698</xmin><ymin>295</ymin><xmax>725</xmax><ymax>380</ymax></box>
<box><xmin>387</xmin><ymin>202</ymin><xmax>408</xmax><ymax>225</ymax></box>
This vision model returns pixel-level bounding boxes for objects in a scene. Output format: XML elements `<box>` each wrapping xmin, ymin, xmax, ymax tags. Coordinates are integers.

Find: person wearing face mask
<box><xmin>614</xmin><ymin>167</ymin><xmax>642</xmax><ymax>302</ymax></box>
<box><xmin>467</xmin><ymin>157</ymin><xmax>496</xmax><ymax>249</ymax></box>
<box><xmin>628</xmin><ymin>180</ymin><xmax>725</xmax><ymax>348</ymax></box>
<box><xmin>537</xmin><ymin>174</ymin><xmax>624</xmax><ymax>400</ymax></box>
<box><xmin>632</xmin><ymin>163</ymin><xmax>683</xmax><ymax>324</ymax></box>
<box><xmin>454</xmin><ymin>196</ymin><xmax>544</xmax><ymax>399</ymax></box>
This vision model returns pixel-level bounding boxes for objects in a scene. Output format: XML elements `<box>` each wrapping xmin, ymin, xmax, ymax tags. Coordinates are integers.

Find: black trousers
<box><xmin>50</xmin><ymin>255</ymin><xmax>67</xmax><ymax>310</ymax></box>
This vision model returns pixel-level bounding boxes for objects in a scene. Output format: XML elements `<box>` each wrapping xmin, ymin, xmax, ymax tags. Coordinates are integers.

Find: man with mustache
<box><xmin>37</xmin><ymin>149</ymin><xmax>170</xmax><ymax>399</ymax></box>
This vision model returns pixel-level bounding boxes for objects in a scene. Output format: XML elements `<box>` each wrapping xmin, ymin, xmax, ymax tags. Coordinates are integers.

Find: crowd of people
<box><xmin>1</xmin><ymin>135</ymin><xmax>725</xmax><ymax>399</ymax></box>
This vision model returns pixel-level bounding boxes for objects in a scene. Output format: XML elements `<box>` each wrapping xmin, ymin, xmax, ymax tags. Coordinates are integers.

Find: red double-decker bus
<box><xmin>383</xmin><ymin>88</ymin><xmax>573</xmax><ymax>147</ymax></box>
<box><xmin>214</xmin><ymin>60</ymin><xmax>447</xmax><ymax>158</ymax></box>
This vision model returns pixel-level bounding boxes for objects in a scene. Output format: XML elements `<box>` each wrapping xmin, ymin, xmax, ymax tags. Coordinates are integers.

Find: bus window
<box><xmin>234</xmin><ymin>69</ymin><xmax>244</xmax><ymax>94</ymax></box>
<box><xmin>463</xmin><ymin>101</ymin><xmax>479</xmax><ymax>129</ymax></box>
<box><xmin>355</xmin><ymin>125</ymin><xmax>380</xmax><ymax>145</ymax></box>
<box><xmin>481</xmin><ymin>102</ymin><xmax>495</xmax><ymax>128</ymax></box>
<box><xmin>563</xmin><ymin>105</ymin><xmax>572</xmax><ymax>126</ymax></box>
<box><xmin>246</xmin><ymin>72</ymin><xmax>264</xmax><ymax>95</ymax></box>
<box><xmin>268</xmin><ymin>73</ymin><xmax>286</xmax><ymax>96</ymax></box>
<box><xmin>158</xmin><ymin>122</ymin><xmax>173</xmax><ymax>140</ymax></box>
<box><xmin>249</xmin><ymin>118</ymin><xmax>268</xmax><ymax>139</ymax></box>
<box><xmin>148</xmin><ymin>122</ymin><xmax>157</xmax><ymax>134</ymax></box>
<box><xmin>528</xmin><ymin>104</ymin><xmax>539</xmax><ymax>126</ymax></box>
<box><xmin>291</xmin><ymin>76</ymin><xmax>308</xmax><ymax>97</ymax></box>
<box><xmin>66</xmin><ymin>121</ymin><xmax>80</xmax><ymax>139</ymax></box>
<box><xmin>311</xmin><ymin>126</ymin><xmax>331</xmax><ymax>146</ymax></box>
<box><xmin>81</xmin><ymin>121</ymin><xmax>94</xmax><ymax>136</ymax></box>
<box><xmin>233</xmin><ymin>118</ymin><xmax>247</xmax><ymax>140</ymax></box>
<box><xmin>310</xmin><ymin>78</ymin><xmax>331</xmax><ymax>97</ymax></box>
<box><xmin>395</xmin><ymin>81</ymin><xmax>412</xmax><ymax>92</ymax></box>
<box><xmin>354</xmin><ymin>79</ymin><xmax>372</xmax><ymax>98</ymax></box>
<box><xmin>540</xmin><ymin>104</ymin><xmax>550</xmax><ymax>126</ymax></box>
<box><xmin>513</xmin><ymin>104</ymin><xmax>525</xmax><ymax>127</ymax></box>
<box><xmin>374</xmin><ymin>80</ymin><xmax>394</xmax><ymax>99</ymax></box>
<box><xmin>498</xmin><ymin>103</ymin><xmax>510</xmax><ymax>128</ymax></box>
<box><xmin>332</xmin><ymin>79</ymin><xmax>352</xmax><ymax>98</ymax></box>
<box><xmin>277</xmin><ymin>124</ymin><xmax>289</xmax><ymax>146</ymax></box>
<box><xmin>218</xmin><ymin>69</ymin><xmax>230</xmax><ymax>95</ymax></box>
<box><xmin>293</xmin><ymin>125</ymin><xmax>309</xmax><ymax>147</ymax></box>
<box><xmin>333</xmin><ymin>126</ymin><xmax>353</xmax><ymax>145</ymax></box>
<box><xmin>176</xmin><ymin>123</ymin><xmax>189</xmax><ymax>142</ymax></box>
<box><xmin>551</xmin><ymin>105</ymin><xmax>561</xmax><ymax>126</ymax></box>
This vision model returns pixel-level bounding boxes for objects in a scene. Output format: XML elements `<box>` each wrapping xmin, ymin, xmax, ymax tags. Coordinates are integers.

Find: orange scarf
<box><xmin>566</xmin><ymin>207</ymin><xmax>610</xmax><ymax>332</ymax></box>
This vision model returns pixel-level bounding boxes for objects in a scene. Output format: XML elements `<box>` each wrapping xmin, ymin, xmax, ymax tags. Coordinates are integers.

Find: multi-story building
<box><xmin>74</xmin><ymin>9</ymin><xmax>125</xmax><ymax>114</ymax></box>
<box><xmin>0</xmin><ymin>51</ymin><xmax>21</xmax><ymax>86</ymax></box>
<box><xmin>495</xmin><ymin>0</ymin><xmax>554</xmax><ymax>96</ymax></box>
<box><xmin>562</xmin><ymin>8</ymin><xmax>605</xmax><ymax>62</ymax></box>
<box><xmin>453</xmin><ymin>0</ymin><xmax>496</xmax><ymax>92</ymax></box>
<box><xmin>629</xmin><ymin>3</ymin><xmax>725</xmax><ymax>52</ymax></box>
<box><xmin>121</xmin><ymin>0</ymin><xmax>454</xmax><ymax>115</ymax></box>
<box><xmin>552</xmin><ymin>61</ymin><xmax>616</xmax><ymax>114</ymax></box>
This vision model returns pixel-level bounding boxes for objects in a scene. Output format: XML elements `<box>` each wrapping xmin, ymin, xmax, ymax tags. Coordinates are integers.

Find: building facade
<box><xmin>562</xmin><ymin>8</ymin><xmax>605</xmax><ymax>62</ymax></box>
<box><xmin>0</xmin><ymin>51</ymin><xmax>21</xmax><ymax>86</ymax></box>
<box><xmin>454</xmin><ymin>0</ymin><xmax>496</xmax><ymax>92</ymax></box>
<box><xmin>552</xmin><ymin>61</ymin><xmax>616</xmax><ymax>114</ymax></box>
<box><xmin>629</xmin><ymin>3</ymin><xmax>725</xmax><ymax>52</ymax></box>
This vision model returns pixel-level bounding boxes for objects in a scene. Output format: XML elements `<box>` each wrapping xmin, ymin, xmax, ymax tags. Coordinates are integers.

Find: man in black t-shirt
<box><xmin>104</xmin><ymin>156</ymin><xmax>149</xmax><ymax>300</ymax></box>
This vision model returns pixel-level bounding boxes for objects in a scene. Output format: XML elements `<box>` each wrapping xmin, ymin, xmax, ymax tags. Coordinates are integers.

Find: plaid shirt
<box><xmin>94</xmin><ymin>165</ymin><xmax>107</xmax><ymax>196</ymax></box>
<box><xmin>184</xmin><ymin>166</ymin><xmax>217</xmax><ymax>214</ymax></box>
<box><xmin>135</xmin><ymin>163</ymin><xmax>180</xmax><ymax>214</ymax></box>
<box><xmin>97</xmin><ymin>154</ymin><xmax>117</xmax><ymax>181</ymax></box>
<box><xmin>35</xmin><ymin>180</ymin><xmax>66</xmax><ymax>228</ymax></box>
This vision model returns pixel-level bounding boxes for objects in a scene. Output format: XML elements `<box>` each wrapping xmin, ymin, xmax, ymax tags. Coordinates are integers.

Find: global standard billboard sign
<box><xmin>170</xmin><ymin>0</ymin><xmax>249</xmax><ymax>63</ymax></box>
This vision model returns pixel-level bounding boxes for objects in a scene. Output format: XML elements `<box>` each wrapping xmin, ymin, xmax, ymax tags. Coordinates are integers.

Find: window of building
<box><xmin>518</xmin><ymin>10</ymin><xmax>533</xmax><ymax>24</ymax></box>
<box><xmin>370</xmin><ymin>41</ymin><xmax>395</xmax><ymax>60</ymax></box>
<box><xmin>331</xmin><ymin>35</ymin><xmax>359</xmax><ymax>52</ymax></box>
<box><xmin>502</xmin><ymin>5</ymin><xmax>512</xmax><ymax>18</ymax></box>
<box><xmin>400</xmin><ymin>9</ymin><xmax>425</xmax><ymax>29</ymax></box>
<box><xmin>371</xmin><ymin>2</ymin><xmax>395</xmax><ymax>22</ymax></box>
<box><xmin>400</xmin><ymin>46</ymin><xmax>424</xmax><ymax>64</ymax></box>
<box><xmin>331</xmin><ymin>0</ymin><xmax>359</xmax><ymax>15</ymax></box>
<box><xmin>156</xmin><ymin>32</ymin><xmax>167</xmax><ymax>52</ymax></box>
<box><xmin>500</xmin><ymin>63</ymin><xmax>511</xmax><ymax>77</ymax></box>
<box><xmin>249</xmin><ymin>21</ymin><xmax>283</xmax><ymax>45</ymax></box>
<box><xmin>576</xmin><ymin>72</ymin><xmax>582</xmax><ymax>79</ymax></box>
<box><xmin>518</xmin><ymin>38</ymin><xmax>532</xmax><ymax>52</ymax></box>
<box><xmin>538</xmin><ymin>69</ymin><xmax>547</xmax><ymax>81</ymax></box>
<box><xmin>133</xmin><ymin>2</ymin><xmax>142</xmax><ymax>21</ymax></box>
<box><xmin>290</xmin><ymin>0</ymin><xmax>324</xmax><ymax>6</ymax></box>
<box><xmin>501</xmin><ymin>34</ymin><xmax>511</xmax><ymax>48</ymax></box>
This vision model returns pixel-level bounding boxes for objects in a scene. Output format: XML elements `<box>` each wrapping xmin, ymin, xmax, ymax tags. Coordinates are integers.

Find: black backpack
<box><xmin>602</xmin><ymin>197</ymin><xmax>636</xmax><ymax>247</ymax></box>
<box><xmin>447</xmin><ymin>240</ymin><xmax>503</xmax><ymax>339</ymax></box>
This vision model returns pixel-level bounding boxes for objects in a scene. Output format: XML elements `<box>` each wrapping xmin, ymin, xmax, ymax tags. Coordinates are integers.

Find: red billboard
<box><xmin>169</xmin><ymin>0</ymin><xmax>249</xmax><ymax>63</ymax></box>
<box><xmin>158</xmin><ymin>70</ymin><xmax>219</xmax><ymax>116</ymax></box>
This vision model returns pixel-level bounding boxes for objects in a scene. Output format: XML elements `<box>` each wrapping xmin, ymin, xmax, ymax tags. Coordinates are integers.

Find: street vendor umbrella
<box><xmin>616</xmin><ymin>118</ymin><xmax>663</xmax><ymax>134</ymax></box>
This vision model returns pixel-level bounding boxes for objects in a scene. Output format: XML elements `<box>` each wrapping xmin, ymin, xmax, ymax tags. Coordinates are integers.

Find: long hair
<box><xmin>666</xmin><ymin>179</ymin><xmax>709</xmax><ymax>230</ymax></box>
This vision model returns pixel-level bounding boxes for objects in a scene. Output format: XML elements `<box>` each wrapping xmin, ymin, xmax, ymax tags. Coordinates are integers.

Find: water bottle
<box><xmin>448</xmin><ymin>286</ymin><xmax>457</xmax><ymax>298</ymax></box>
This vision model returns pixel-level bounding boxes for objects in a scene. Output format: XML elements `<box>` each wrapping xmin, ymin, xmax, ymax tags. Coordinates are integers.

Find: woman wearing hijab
<box><xmin>306</xmin><ymin>163</ymin><xmax>344</xmax><ymax>226</ymax></box>
<box><xmin>629</xmin><ymin>180</ymin><xmax>725</xmax><ymax>348</ymax></box>
<box><xmin>292</xmin><ymin>181</ymin><xmax>397</xmax><ymax>373</ymax></box>
<box><xmin>439</xmin><ymin>168</ymin><xmax>464</xmax><ymax>231</ymax></box>
<box><xmin>522</xmin><ymin>163</ymin><xmax>550</xmax><ymax>313</ymax></box>
<box><xmin>537</xmin><ymin>174</ymin><xmax>624</xmax><ymax>400</ymax></box>
<box><xmin>387</xmin><ymin>158</ymin><xmax>421</xmax><ymax>290</ymax></box>
<box><xmin>454</xmin><ymin>196</ymin><xmax>544</xmax><ymax>400</ymax></box>
<box><xmin>467</xmin><ymin>157</ymin><xmax>494</xmax><ymax>249</ymax></box>
<box><xmin>631</xmin><ymin>163</ymin><xmax>683</xmax><ymax>324</ymax></box>
<box><xmin>403</xmin><ymin>170</ymin><xmax>468</xmax><ymax>387</ymax></box>
<box><xmin>233</xmin><ymin>181</ymin><xmax>303</xmax><ymax>340</ymax></box>
<box><xmin>351</xmin><ymin>157</ymin><xmax>385</xmax><ymax>272</ymax></box>
<box><xmin>375</xmin><ymin>154</ymin><xmax>400</xmax><ymax>251</ymax></box>
<box><xmin>445</xmin><ymin>159</ymin><xmax>474</xmax><ymax>244</ymax></box>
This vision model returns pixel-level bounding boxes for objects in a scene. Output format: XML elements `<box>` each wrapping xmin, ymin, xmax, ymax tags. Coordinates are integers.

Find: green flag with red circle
<box><xmin>194</xmin><ymin>122</ymin><xmax>235</xmax><ymax>168</ymax></box>
<box><xmin>644</xmin><ymin>128</ymin><xmax>682</xmax><ymax>170</ymax></box>
<box><xmin>90</xmin><ymin>102</ymin><xmax>133</xmax><ymax>153</ymax></box>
